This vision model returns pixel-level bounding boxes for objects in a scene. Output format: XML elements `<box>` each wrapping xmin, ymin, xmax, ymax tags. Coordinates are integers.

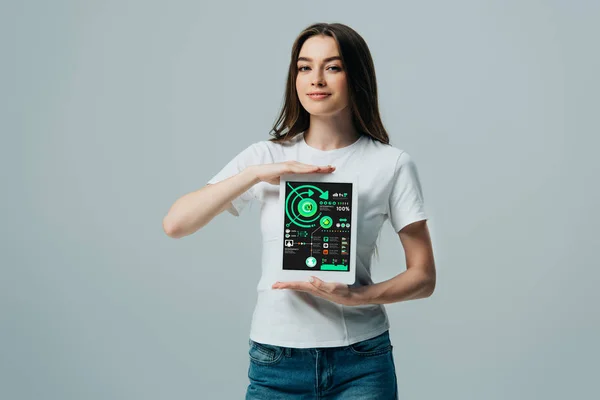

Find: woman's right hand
<box><xmin>247</xmin><ymin>161</ymin><xmax>336</xmax><ymax>185</ymax></box>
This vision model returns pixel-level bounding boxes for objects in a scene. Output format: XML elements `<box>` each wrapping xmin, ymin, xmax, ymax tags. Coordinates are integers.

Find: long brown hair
<box><xmin>268</xmin><ymin>22</ymin><xmax>390</xmax><ymax>146</ymax></box>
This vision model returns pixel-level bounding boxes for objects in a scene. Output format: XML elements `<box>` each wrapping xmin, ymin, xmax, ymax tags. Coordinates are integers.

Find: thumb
<box><xmin>309</xmin><ymin>276</ymin><xmax>327</xmax><ymax>290</ymax></box>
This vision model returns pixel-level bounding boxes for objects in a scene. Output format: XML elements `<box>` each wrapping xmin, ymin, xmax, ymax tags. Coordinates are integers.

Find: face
<box><xmin>295</xmin><ymin>35</ymin><xmax>349</xmax><ymax>116</ymax></box>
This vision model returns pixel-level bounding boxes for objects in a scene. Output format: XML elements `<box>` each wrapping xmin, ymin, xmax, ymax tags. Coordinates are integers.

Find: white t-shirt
<box><xmin>207</xmin><ymin>132</ymin><xmax>428</xmax><ymax>348</ymax></box>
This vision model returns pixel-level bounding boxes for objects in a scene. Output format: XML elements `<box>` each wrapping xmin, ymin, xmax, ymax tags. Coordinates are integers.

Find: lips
<box><xmin>308</xmin><ymin>93</ymin><xmax>331</xmax><ymax>99</ymax></box>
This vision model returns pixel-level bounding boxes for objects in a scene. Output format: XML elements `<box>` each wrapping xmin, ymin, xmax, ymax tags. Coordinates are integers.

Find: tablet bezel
<box><xmin>275</xmin><ymin>173</ymin><xmax>357</xmax><ymax>285</ymax></box>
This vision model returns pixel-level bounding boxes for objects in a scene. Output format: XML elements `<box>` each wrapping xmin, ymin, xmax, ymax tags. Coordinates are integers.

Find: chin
<box><xmin>301</xmin><ymin>101</ymin><xmax>343</xmax><ymax>115</ymax></box>
<box><xmin>305</xmin><ymin>107</ymin><xmax>344</xmax><ymax>117</ymax></box>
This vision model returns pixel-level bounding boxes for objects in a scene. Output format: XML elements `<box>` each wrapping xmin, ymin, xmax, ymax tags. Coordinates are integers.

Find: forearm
<box><xmin>352</xmin><ymin>268</ymin><xmax>435</xmax><ymax>305</ymax></box>
<box><xmin>163</xmin><ymin>167</ymin><xmax>259</xmax><ymax>238</ymax></box>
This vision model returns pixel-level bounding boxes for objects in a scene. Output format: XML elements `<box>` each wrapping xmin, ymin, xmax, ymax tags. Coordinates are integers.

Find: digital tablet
<box><xmin>275</xmin><ymin>173</ymin><xmax>357</xmax><ymax>285</ymax></box>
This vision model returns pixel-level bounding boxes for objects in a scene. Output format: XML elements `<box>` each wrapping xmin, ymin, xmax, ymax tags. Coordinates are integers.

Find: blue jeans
<box><xmin>246</xmin><ymin>330</ymin><xmax>398</xmax><ymax>399</ymax></box>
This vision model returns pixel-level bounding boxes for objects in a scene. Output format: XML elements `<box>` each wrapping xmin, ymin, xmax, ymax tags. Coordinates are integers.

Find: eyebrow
<box><xmin>297</xmin><ymin>56</ymin><xmax>342</xmax><ymax>63</ymax></box>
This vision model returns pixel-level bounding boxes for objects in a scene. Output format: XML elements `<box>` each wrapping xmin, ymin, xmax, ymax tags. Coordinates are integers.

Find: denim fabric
<box><xmin>245</xmin><ymin>330</ymin><xmax>398</xmax><ymax>399</ymax></box>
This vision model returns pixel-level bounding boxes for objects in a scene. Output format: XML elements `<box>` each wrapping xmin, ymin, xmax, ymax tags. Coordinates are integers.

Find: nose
<box><xmin>311</xmin><ymin>70</ymin><xmax>326</xmax><ymax>87</ymax></box>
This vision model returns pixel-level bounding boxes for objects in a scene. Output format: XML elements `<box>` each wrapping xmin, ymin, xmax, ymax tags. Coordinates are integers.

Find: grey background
<box><xmin>2</xmin><ymin>0</ymin><xmax>598</xmax><ymax>399</ymax></box>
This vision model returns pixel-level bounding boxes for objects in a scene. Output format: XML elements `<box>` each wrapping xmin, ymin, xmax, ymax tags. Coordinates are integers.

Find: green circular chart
<box><xmin>320</xmin><ymin>216</ymin><xmax>333</xmax><ymax>229</ymax></box>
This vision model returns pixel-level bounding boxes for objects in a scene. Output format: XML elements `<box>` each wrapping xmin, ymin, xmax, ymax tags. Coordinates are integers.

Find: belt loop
<box><xmin>285</xmin><ymin>347</ymin><xmax>292</xmax><ymax>357</ymax></box>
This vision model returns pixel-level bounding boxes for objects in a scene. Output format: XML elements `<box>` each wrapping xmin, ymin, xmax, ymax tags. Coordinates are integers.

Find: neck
<box><xmin>304</xmin><ymin>107</ymin><xmax>361</xmax><ymax>151</ymax></box>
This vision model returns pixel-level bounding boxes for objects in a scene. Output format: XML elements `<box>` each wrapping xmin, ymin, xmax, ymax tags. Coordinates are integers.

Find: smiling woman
<box><xmin>247</xmin><ymin>22</ymin><xmax>433</xmax><ymax>399</ymax></box>
<box><xmin>269</xmin><ymin>22</ymin><xmax>389</xmax><ymax>150</ymax></box>
<box><xmin>163</xmin><ymin>21</ymin><xmax>435</xmax><ymax>400</ymax></box>
<box><xmin>296</xmin><ymin>43</ymin><xmax>348</xmax><ymax>112</ymax></box>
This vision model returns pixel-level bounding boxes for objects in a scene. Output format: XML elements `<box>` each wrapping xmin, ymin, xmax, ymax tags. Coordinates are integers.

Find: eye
<box><xmin>297</xmin><ymin>65</ymin><xmax>342</xmax><ymax>72</ymax></box>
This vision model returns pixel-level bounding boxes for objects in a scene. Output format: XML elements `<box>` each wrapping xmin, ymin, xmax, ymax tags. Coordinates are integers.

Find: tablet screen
<box><xmin>282</xmin><ymin>180</ymin><xmax>353</xmax><ymax>272</ymax></box>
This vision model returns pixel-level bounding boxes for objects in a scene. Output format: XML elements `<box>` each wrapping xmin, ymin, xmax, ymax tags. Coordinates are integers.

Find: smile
<box><xmin>308</xmin><ymin>94</ymin><xmax>331</xmax><ymax>100</ymax></box>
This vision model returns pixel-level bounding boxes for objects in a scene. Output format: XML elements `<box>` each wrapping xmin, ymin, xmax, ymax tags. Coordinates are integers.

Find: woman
<box><xmin>163</xmin><ymin>22</ymin><xmax>436</xmax><ymax>400</ymax></box>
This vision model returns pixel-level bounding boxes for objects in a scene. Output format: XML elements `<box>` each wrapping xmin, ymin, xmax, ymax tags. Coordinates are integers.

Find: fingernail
<box><xmin>309</xmin><ymin>276</ymin><xmax>314</xmax><ymax>283</ymax></box>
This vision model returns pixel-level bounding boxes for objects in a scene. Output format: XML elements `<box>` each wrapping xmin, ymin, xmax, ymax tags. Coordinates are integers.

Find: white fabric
<box><xmin>207</xmin><ymin>132</ymin><xmax>428</xmax><ymax>348</ymax></box>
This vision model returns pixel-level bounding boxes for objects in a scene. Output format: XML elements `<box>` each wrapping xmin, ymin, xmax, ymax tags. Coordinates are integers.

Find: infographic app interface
<box><xmin>282</xmin><ymin>181</ymin><xmax>353</xmax><ymax>272</ymax></box>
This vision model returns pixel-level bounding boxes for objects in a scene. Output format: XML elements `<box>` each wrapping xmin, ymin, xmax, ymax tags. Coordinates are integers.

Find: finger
<box><xmin>272</xmin><ymin>281</ymin><xmax>313</xmax><ymax>291</ymax></box>
<box><xmin>309</xmin><ymin>276</ymin><xmax>331</xmax><ymax>292</ymax></box>
<box><xmin>296</xmin><ymin>165</ymin><xmax>335</xmax><ymax>174</ymax></box>
<box><xmin>289</xmin><ymin>165</ymin><xmax>318</xmax><ymax>173</ymax></box>
<box><xmin>317</xmin><ymin>165</ymin><xmax>336</xmax><ymax>173</ymax></box>
<box><xmin>313</xmin><ymin>164</ymin><xmax>334</xmax><ymax>169</ymax></box>
<box><xmin>294</xmin><ymin>162</ymin><xmax>334</xmax><ymax>169</ymax></box>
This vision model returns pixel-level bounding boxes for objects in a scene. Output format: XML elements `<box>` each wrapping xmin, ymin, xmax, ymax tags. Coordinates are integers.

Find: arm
<box><xmin>162</xmin><ymin>167</ymin><xmax>260</xmax><ymax>238</ymax></box>
<box><xmin>353</xmin><ymin>220</ymin><xmax>436</xmax><ymax>305</ymax></box>
<box><xmin>162</xmin><ymin>161</ymin><xmax>336</xmax><ymax>239</ymax></box>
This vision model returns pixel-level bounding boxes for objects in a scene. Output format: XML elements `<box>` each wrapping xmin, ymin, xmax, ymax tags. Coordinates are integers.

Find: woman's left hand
<box><xmin>272</xmin><ymin>277</ymin><xmax>362</xmax><ymax>306</ymax></box>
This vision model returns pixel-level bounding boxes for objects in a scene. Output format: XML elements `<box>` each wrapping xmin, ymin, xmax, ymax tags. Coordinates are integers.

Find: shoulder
<box><xmin>362</xmin><ymin>135</ymin><xmax>412</xmax><ymax>168</ymax></box>
<box><xmin>255</xmin><ymin>134</ymin><xmax>304</xmax><ymax>159</ymax></box>
<box><xmin>251</xmin><ymin>139</ymin><xmax>278</xmax><ymax>162</ymax></box>
<box><xmin>235</xmin><ymin>138</ymin><xmax>279</xmax><ymax>162</ymax></box>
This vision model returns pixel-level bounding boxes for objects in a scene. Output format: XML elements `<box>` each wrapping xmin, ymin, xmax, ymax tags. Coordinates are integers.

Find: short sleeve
<box><xmin>206</xmin><ymin>142</ymin><xmax>264</xmax><ymax>217</ymax></box>
<box><xmin>388</xmin><ymin>151</ymin><xmax>428</xmax><ymax>232</ymax></box>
